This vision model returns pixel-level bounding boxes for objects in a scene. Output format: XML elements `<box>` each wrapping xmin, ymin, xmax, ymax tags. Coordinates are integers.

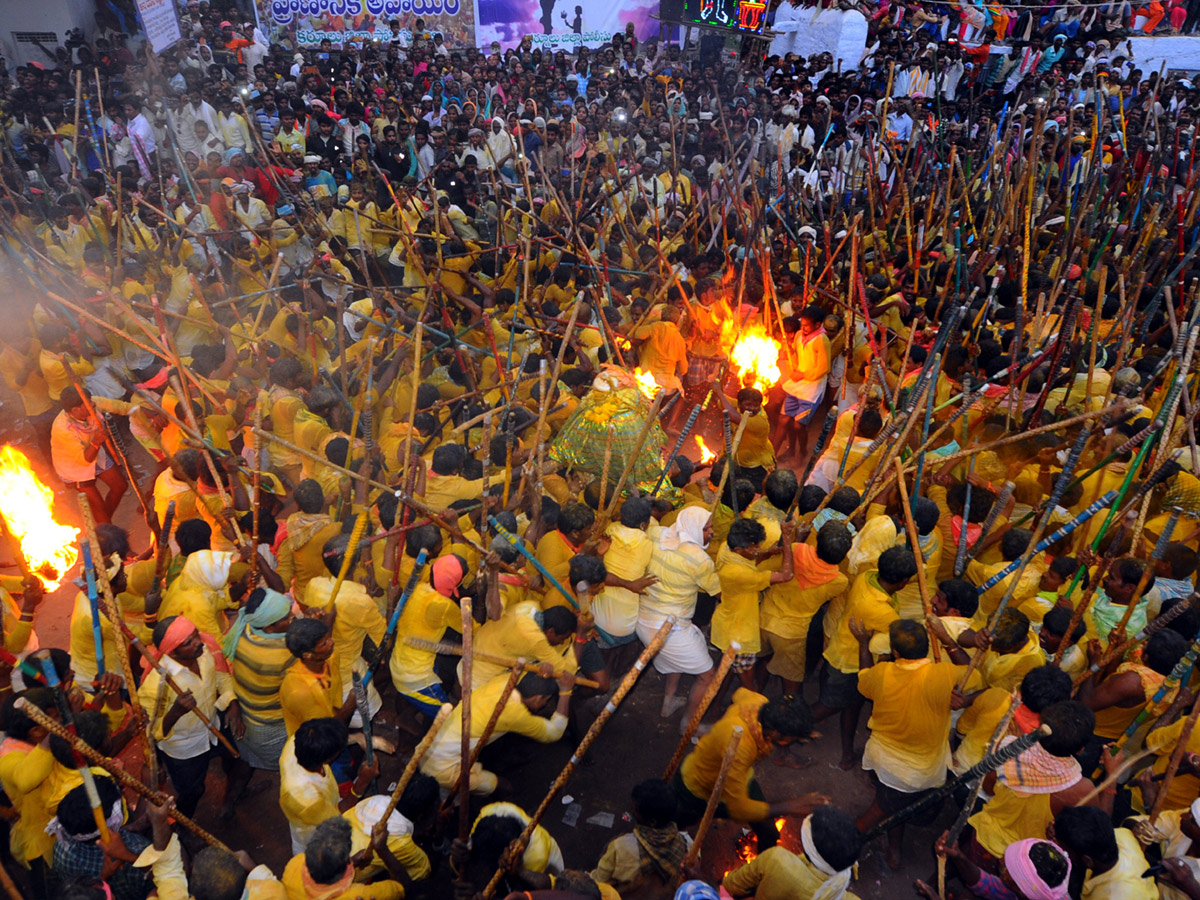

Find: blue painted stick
<box><xmin>81</xmin><ymin>541</ymin><xmax>105</xmax><ymax>678</ymax></box>
<box><xmin>362</xmin><ymin>548</ymin><xmax>429</xmax><ymax>689</ymax></box>
<box><xmin>489</xmin><ymin>516</ymin><xmax>579</xmax><ymax>610</ymax></box>
<box><xmin>975</xmin><ymin>490</ymin><xmax>1120</xmax><ymax>594</ymax></box>
<box><xmin>652</xmin><ymin>403</ymin><xmax>702</xmax><ymax>496</ymax></box>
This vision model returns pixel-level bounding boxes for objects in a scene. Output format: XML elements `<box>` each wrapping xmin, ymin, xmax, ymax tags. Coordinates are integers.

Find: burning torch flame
<box><xmin>694</xmin><ymin>435</ymin><xmax>717</xmax><ymax>464</ymax></box>
<box><xmin>728</xmin><ymin>325</ymin><xmax>782</xmax><ymax>394</ymax></box>
<box><xmin>634</xmin><ymin>368</ymin><xmax>660</xmax><ymax>398</ymax></box>
<box><xmin>0</xmin><ymin>446</ymin><xmax>79</xmax><ymax>589</ymax></box>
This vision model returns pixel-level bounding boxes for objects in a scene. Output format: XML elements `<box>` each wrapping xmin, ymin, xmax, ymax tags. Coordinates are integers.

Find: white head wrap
<box><xmin>801</xmin><ymin>815</ymin><xmax>853</xmax><ymax>900</ymax></box>
<box><xmin>353</xmin><ymin>795</ymin><xmax>415</xmax><ymax>837</ymax></box>
<box><xmin>658</xmin><ymin>506</ymin><xmax>711</xmax><ymax>551</ymax></box>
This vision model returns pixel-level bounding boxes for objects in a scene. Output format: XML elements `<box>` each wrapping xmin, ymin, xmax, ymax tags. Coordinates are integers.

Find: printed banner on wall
<box><xmin>134</xmin><ymin>0</ymin><xmax>183</xmax><ymax>54</ymax></box>
<box><xmin>257</xmin><ymin>0</ymin><xmax>475</xmax><ymax>49</ymax></box>
<box><xmin>474</xmin><ymin>0</ymin><xmax>657</xmax><ymax>52</ymax></box>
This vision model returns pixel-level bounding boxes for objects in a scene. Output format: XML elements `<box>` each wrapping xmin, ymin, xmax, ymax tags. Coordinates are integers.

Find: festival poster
<box><xmin>474</xmin><ymin>0</ymin><xmax>659</xmax><ymax>52</ymax></box>
<box><xmin>256</xmin><ymin>0</ymin><xmax>476</xmax><ymax>50</ymax></box>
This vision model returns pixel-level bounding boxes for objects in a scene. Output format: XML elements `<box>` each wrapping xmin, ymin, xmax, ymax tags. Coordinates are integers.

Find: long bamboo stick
<box><xmin>13</xmin><ymin>698</ymin><xmax>230</xmax><ymax>851</ymax></box>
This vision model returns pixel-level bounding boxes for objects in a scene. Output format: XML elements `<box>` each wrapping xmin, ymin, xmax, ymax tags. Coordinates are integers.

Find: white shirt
<box><xmin>138</xmin><ymin>647</ymin><xmax>234</xmax><ymax>760</ymax></box>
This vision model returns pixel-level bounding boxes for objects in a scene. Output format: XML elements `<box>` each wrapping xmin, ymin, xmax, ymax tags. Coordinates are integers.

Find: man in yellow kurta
<box><xmin>630</xmin><ymin>306</ymin><xmax>688</xmax><ymax>395</ymax></box>
<box><xmin>675</xmin><ymin>690</ymin><xmax>825</xmax><ymax>850</ymax></box>
<box><xmin>776</xmin><ymin>305</ymin><xmax>831</xmax><ymax>460</ymax></box>
<box><xmin>814</xmin><ymin>546</ymin><xmax>917</xmax><ymax>770</ymax></box>
<box><xmin>760</xmin><ymin>520</ymin><xmax>851</xmax><ymax>693</ymax></box>
<box><xmin>723</xmin><ymin>808</ymin><xmax>863</xmax><ymax>900</ymax></box>
<box><xmin>713</xmin><ymin>518</ymin><xmax>795</xmax><ymax>688</ymax></box>
<box><xmin>421</xmin><ymin>670</ymin><xmax>574</xmax><ymax>795</ymax></box>
<box><xmin>388</xmin><ymin>554</ymin><xmax>466</xmax><ymax>716</ymax></box>
<box><xmin>280</xmin><ymin>618</ymin><xmax>352</xmax><ymax>736</ymax></box>
<box><xmin>280</xmin><ymin>718</ymin><xmax>378</xmax><ymax>856</ymax></box>
<box><xmin>303</xmin><ymin>535</ymin><xmax>388</xmax><ymax>714</ymax></box>
<box><xmin>854</xmin><ymin>618</ymin><xmax>970</xmax><ymax>869</ymax></box>
<box><xmin>277</xmin><ymin>480</ymin><xmax>343</xmax><ymax>600</ymax></box>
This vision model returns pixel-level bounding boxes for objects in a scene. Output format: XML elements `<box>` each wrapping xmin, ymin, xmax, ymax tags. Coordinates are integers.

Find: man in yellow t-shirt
<box><xmin>280</xmin><ymin>618</ymin><xmax>353</xmax><ymax>736</ymax></box>
<box><xmin>854</xmin><ymin>619</ymin><xmax>970</xmax><ymax>869</ymax></box>
<box><xmin>675</xmin><ymin>690</ymin><xmax>825</xmax><ymax>851</ymax></box>
<box><xmin>421</xmin><ymin>670</ymin><xmax>573</xmax><ymax>795</ymax></box>
<box><xmin>814</xmin><ymin>546</ymin><xmax>917</xmax><ymax>770</ymax></box>
<box><xmin>713</xmin><ymin>518</ymin><xmax>794</xmax><ymax>688</ymax></box>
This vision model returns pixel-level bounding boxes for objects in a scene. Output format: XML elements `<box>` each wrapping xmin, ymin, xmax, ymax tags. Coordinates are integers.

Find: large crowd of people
<box><xmin>0</xmin><ymin>0</ymin><xmax>1197</xmax><ymax>898</ymax></box>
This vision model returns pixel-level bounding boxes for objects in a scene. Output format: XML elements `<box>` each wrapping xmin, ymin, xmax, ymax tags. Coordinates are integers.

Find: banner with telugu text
<box><xmin>256</xmin><ymin>0</ymin><xmax>475</xmax><ymax>49</ymax></box>
<box><xmin>474</xmin><ymin>0</ymin><xmax>658</xmax><ymax>52</ymax></box>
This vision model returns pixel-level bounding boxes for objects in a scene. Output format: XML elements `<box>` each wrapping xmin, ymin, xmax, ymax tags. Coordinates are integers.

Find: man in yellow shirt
<box><xmin>277</xmin><ymin>479</ymin><xmax>343</xmax><ymax>599</ymax></box>
<box><xmin>388</xmin><ymin>554</ymin><xmax>466</xmax><ymax>717</ymax></box>
<box><xmin>280</xmin><ymin>718</ymin><xmax>379</xmax><ymax>855</ymax></box>
<box><xmin>283</xmin><ymin>815</ymin><xmax>410</xmax><ymax>899</ymax></box>
<box><xmin>1052</xmin><ymin>806</ymin><xmax>1157</xmax><ymax>900</ymax></box>
<box><xmin>280</xmin><ymin>618</ymin><xmax>355</xmax><ymax>736</ymax></box>
<box><xmin>675</xmin><ymin>690</ymin><xmax>826</xmax><ymax>851</ymax></box>
<box><xmin>0</xmin><ymin>687</ymin><xmax>57</xmax><ymax>889</ymax></box>
<box><xmin>723</xmin><ymin>807</ymin><xmax>863</xmax><ymax>900</ymax></box>
<box><xmin>469</xmin><ymin>602</ymin><xmax>584</xmax><ymax>689</ymax></box>
<box><xmin>422</xmin><ymin>670</ymin><xmax>574</xmax><ymax>795</ymax></box>
<box><xmin>630</xmin><ymin>305</ymin><xmax>688</xmax><ymax>424</ymax></box>
<box><xmin>760</xmin><ymin>520</ymin><xmax>851</xmax><ymax>694</ymax></box>
<box><xmin>776</xmin><ymin>305</ymin><xmax>831</xmax><ymax>461</ymax></box>
<box><xmin>535</xmin><ymin>502</ymin><xmax>594</xmax><ymax>610</ymax></box>
<box><xmin>717</xmin><ymin>387</ymin><xmax>776</xmax><ymax>491</ymax></box>
<box><xmin>713</xmin><ymin>518</ymin><xmax>795</xmax><ymax>688</ymax></box>
<box><xmin>853</xmin><ymin>618</ymin><xmax>970</xmax><ymax>869</ymax></box>
<box><xmin>813</xmin><ymin>546</ymin><xmax>917</xmax><ymax>770</ymax></box>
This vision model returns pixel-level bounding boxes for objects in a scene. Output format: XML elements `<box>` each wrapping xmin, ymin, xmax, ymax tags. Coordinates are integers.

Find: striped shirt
<box><xmin>231</xmin><ymin>629</ymin><xmax>294</xmax><ymax>726</ymax></box>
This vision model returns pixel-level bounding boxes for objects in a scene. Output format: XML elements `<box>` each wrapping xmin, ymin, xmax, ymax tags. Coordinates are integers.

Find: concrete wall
<box><xmin>0</xmin><ymin>0</ymin><xmax>97</xmax><ymax>70</ymax></box>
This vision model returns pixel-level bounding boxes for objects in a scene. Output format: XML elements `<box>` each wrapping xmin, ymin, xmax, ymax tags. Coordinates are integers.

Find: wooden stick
<box><xmin>0</xmin><ymin>858</ymin><xmax>24</xmax><ymax>900</ymax></box>
<box><xmin>373</xmin><ymin>704</ymin><xmax>453</xmax><ymax>836</ymax></box>
<box><xmin>678</xmin><ymin>726</ymin><xmax>743</xmax><ymax>882</ymax></box>
<box><xmin>13</xmin><ymin>698</ymin><xmax>230</xmax><ymax>851</ymax></box>
<box><xmin>458</xmin><ymin>589</ymin><xmax>474</xmax><ymax>843</ymax></box>
<box><xmin>443</xmin><ymin>666</ymin><xmax>523</xmax><ymax>812</ymax></box>
<box><xmin>482</xmin><ymin>618</ymin><xmax>676</xmax><ymax>899</ymax></box>
<box><xmin>663</xmin><ymin>642</ymin><xmax>740</xmax><ymax>781</ymax></box>
<box><xmin>399</xmin><ymin>322</ymin><xmax>424</xmax><ymax>521</ymax></box>
<box><xmin>1150</xmin><ymin>690</ymin><xmax>1200</xmax><ymax>823</ymax></box>
<box><xmin>895</xmin><ymin>460</ymin><xmax>941</xmax><ymax>662</ymax></box>
<box><xmin>401</xmin><ymin>638</ymin><xmax>601</xmax><ymax>688</ymax></box>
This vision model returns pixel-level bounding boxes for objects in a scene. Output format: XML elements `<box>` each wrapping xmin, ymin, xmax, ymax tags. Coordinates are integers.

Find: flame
<box><xmin>727</xmin><ymin>323</ymin><xmax>782</xmax><ymax>393</ymax></box>
<box><xmin>634</xmin><ymin>368</ymin><xmax>660</xmax><ymax>398</ymax></box>
<box><xmin>694</xmin><ymin>435</ymin><xmax>717</xmax><ymax>463</ymax></box>
<box><xmin>0</xmin><ymin>446</ymin><xmax>79</xmax><ymax>589</ymax></box>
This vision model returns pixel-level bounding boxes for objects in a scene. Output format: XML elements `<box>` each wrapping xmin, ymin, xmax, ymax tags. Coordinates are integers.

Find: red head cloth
<box><xmin>143</xmin><ymin>615</ymin><xmax>231</xmax><ymax>675</ymax></box>
<box><xmin>432</xmin><ymin>555</ymin><xmax>465</xmax><ymax>598</ymax></box>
